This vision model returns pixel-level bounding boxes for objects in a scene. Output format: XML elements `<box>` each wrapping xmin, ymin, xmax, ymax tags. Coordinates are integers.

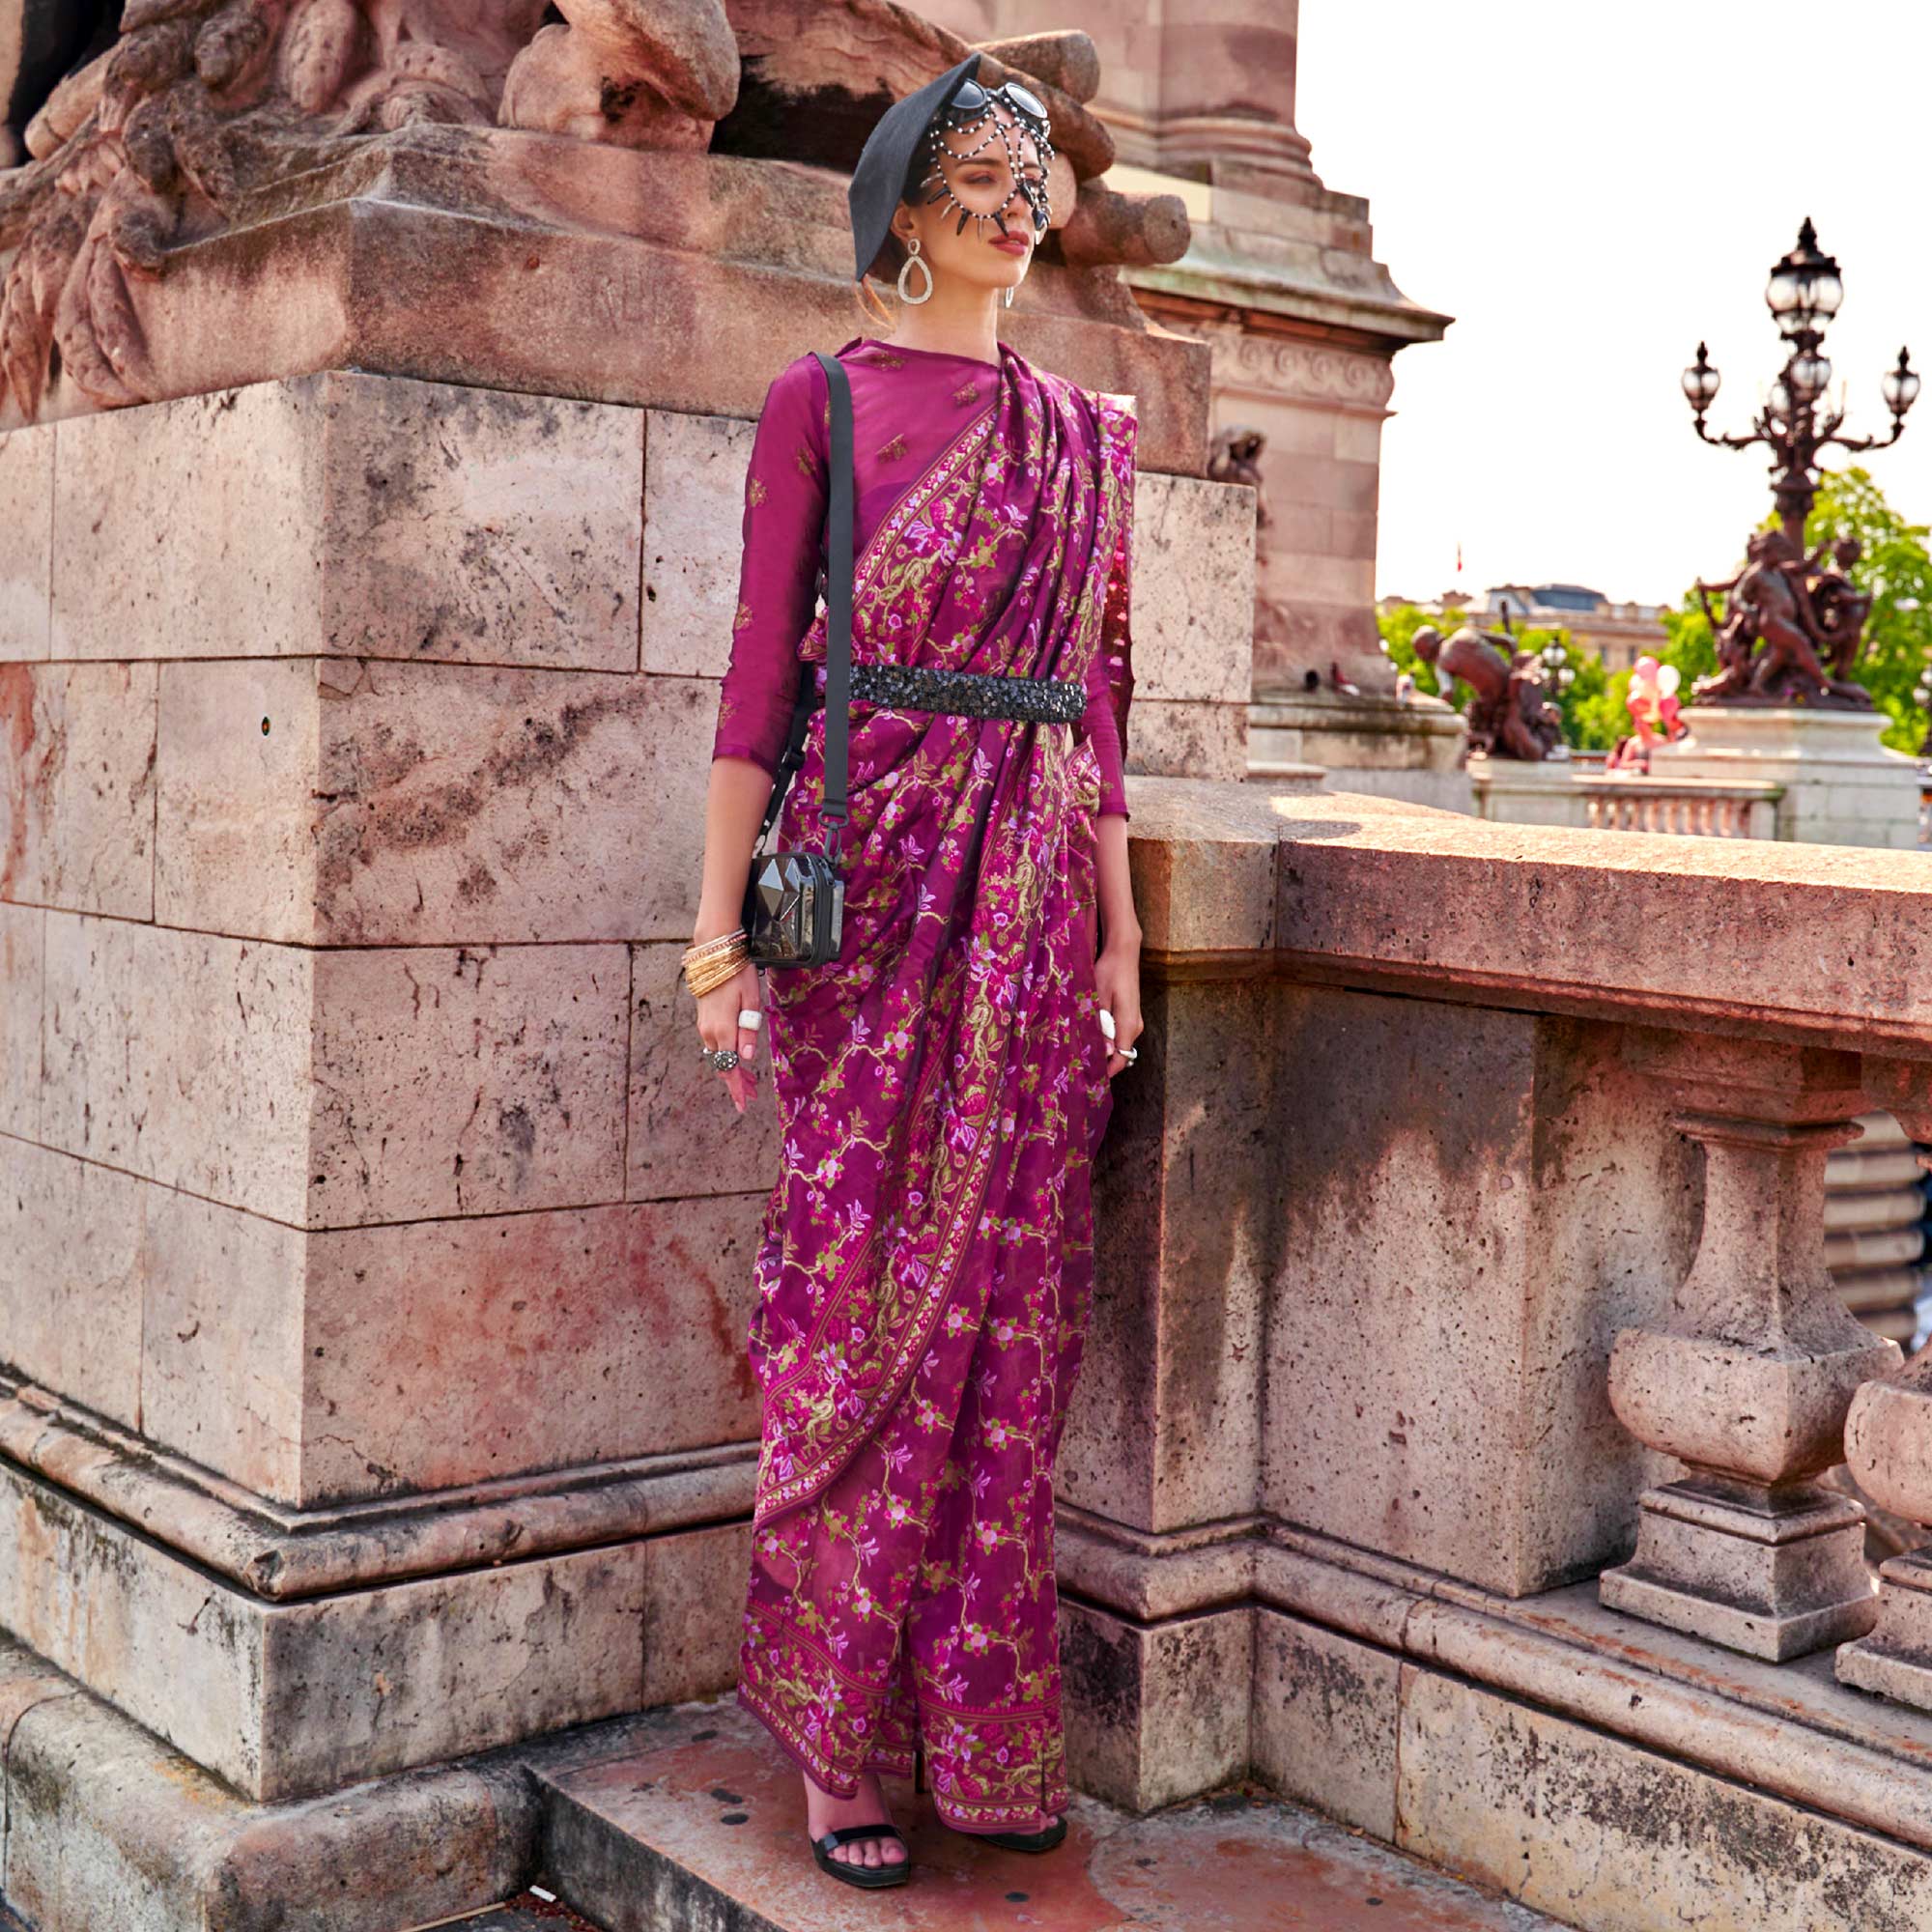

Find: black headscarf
<box><xmin>846</xmin><ymin>53</ymin><xmax>984</xmax><ymax>285</ymax></box>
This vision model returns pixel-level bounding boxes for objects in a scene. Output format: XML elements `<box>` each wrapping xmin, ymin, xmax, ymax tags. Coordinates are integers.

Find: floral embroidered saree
<box><xmin>711</xmin><ymin>332</ymin><xmax>1138</xmax><ymax>1830</ymax></box>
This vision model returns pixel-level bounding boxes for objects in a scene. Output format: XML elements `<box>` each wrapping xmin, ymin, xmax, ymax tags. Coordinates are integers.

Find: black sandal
<box><xmin>977</xmin><ymin>1814</ymin><xmax>1068</xmax><ymax>1853</ymax></box>
<box><xmin>810</xmin><ymin>1821</ymin><xmax>912</xmax><ymax>1889</ymax></box>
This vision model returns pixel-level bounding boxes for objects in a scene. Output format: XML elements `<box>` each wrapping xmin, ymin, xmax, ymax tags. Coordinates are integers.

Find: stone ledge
<box><xmin>0</xmin><ymin>1426</ymin><xmax>752</xmax><ymax>1800</ymax></box>
<box><xmin>0</xmin><ymin>1369</ymin><xmax>755</xmax><ymax>1599</ymax></box>
<box><xmin>1121</xmin><ymin>776</ymin><xmax>1932</xmax><ymax>1059</ymax></box>
<box><xmin>1070</xmin><ymin>1509</ymin><xmax>1932</xmax><ymax>1862</ymax></box>
<box><xmin>0</xmin><ymin>1634</ymin><xmax>535</xmax><ymax>1932</ymax></box>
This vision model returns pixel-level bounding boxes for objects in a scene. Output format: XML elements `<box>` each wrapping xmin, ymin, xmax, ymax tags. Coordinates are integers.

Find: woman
<box><xmin>683</xmin><ymin>52</ymin><xmax>1144</xmax><ymax>1888</ymax></box>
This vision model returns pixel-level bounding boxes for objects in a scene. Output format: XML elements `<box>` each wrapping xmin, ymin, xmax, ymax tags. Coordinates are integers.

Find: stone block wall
<box><xmin>0</xmin><ymin>364</ymin><xmax>1255</xmax><ymax>1801</ymax></box>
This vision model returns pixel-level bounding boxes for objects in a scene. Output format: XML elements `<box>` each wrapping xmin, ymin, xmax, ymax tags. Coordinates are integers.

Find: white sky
<box><xmin>1293</xmin><ymin>1</ymin><xmax>1932</xmax><ymax>609</ymax></box>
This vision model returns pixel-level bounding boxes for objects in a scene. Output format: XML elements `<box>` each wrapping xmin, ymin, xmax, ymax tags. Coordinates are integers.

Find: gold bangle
<box><xmin>683</xmin><ymin>927</ymin><xmax>747</xmax><ymax>965</ymax></box>
<box><xmin>686</xmin><ymin>948</ymin><xmax>748</xmax><ymax>998</ymax></box>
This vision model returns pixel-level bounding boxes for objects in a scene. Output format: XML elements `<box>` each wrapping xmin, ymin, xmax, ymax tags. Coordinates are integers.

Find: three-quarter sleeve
<box><xmin>1082</xmin><ymin>406</ymin><xmax>1138</xmax><ymax>819</ymax></box>
<box><xmin>710</xmin><ymin>354</ymin><xmax>829</xmax><ymax>777</ymax></box>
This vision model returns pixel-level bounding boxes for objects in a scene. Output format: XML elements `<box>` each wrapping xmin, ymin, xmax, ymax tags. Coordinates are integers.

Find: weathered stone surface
<box><xmin>1059</xmin><ymin>1599</ymin><xmax>1252</xmax><ymax>1813</ymax></box>
<box><xmin>1131</xmin><ymin>470</ymin><xmax>1256</xmax><ymax>705</ymax></box>
<box><xmin>640</xmin><ymin>407</ymin><xmax>753</xmax><ymax>680</ymax></box>
<box><xmin>0</xmin><ymin>899</ymin><xmax>41</xmax><ymax>1138</ymax></box>
<box><xmin>140</xmin><ymin>1183</ymin><xmax>307</xmax><ymax>1503</ymax></box>
<box><xmin>309</xmin><ymin>944</ymin><xmax>628</xmax><ymax>1225</ymax></box>
<box><xmin>1265</xmin><ymin>994</ymin><xmax>1690</xmax><ymax>1598</ymax></box>
<box><xmin>0</xmin><ymin>1646</ymin><xmax>533</xmax><ymax>1932</ymax></box>
<box><xmin>260</xmin><ymin>1541</ymin><xmax>649</xmax><ymax>1801</ymax></box>
<box><xmin>627</xmin><ymin>941</ymin><xmax>781</xmax><ymax>1201</ymax></box>
<box><xmin>41</xmin><ymin>913</ymin><xmax>315</xmax><ymax>1224</ymax></box>
<box><xmin>1397</xmin><ymin>1665</ymin><xmax>1932</xmax><ymax>1931</ymax></box>
<box><xmin>0</xmin><ymin>662</ymin><xmax>157</xmax><ymax>919</ymax></box>
<box><xmin>0</xmin><ymin>1144</ymin><xmax>145</xmax><ymax>1433</ymax></box>
<box><xmin>157</xmin><ymin>660</ymin><xmax>722</xmax><ymax>947</ymax></box>
<box><xmin>1122</xmin><ymin>696</ymin><xmax>1248</xmax><ymax>781</ymax></box>
<box><xmin>298</xmin><ymin>1193</ymin><xmax>765</xmax><ymax>1506</ymax></box>
<box><xmin>0</xmin><ymin>1444</ymin><xmax>669</xmax><ymax>1800</ymax></box>
<box><xmin>639</xmin><ymin>1519</ymin><xmax>753</xmax><ymax>1708</ymax></box>
<box><xmin>2</xmin><ymin>665</ymin><xmax>158</xmax><ymax>920</ymax></box>
<box><xmin>1062</xmin><ymin>977</ymin><xmax>1271</xmax><ymax>1532</ymax></box>
<box><xmin>0</xmin><ymin>424</ymin><xmax>51</xmax><ymax>663</ymax></box>
<box><xmin>51</xmin><ymin>374</ymin><xmax>643</xmax><ymax>671</ymax></box>
<box><xmin>1253</xmin><ymin>1608</ymin><xmax>1399</xmax><ymax>1840</ymax></box>
<box><xmin>155</xmin><ymin>657</ymin><xmax>322</xmax><ymax>943</ymax></box>
<box><xmin>1122</xmin><ymin>777</ymin><xmax>1277</xmax><ymax>957</ymax></box>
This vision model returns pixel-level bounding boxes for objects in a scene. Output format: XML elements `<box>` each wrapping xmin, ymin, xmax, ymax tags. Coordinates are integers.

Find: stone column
<box><xmin>1836</xmin><ymin>1058</ymin><xmax>1932</xmax><ymax>1704</ymax></box>
<box><xmin>1601</xmin><ymin>1036</ymin><xmax>1901</xmax><ymax>1659</ymax></box>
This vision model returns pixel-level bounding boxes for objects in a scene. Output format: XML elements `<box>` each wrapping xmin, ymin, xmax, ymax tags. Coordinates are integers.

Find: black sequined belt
<box><xmin>809</xmin><ymin>662</ymin><xmax>1085</xmax><ymax>724</ymax></box>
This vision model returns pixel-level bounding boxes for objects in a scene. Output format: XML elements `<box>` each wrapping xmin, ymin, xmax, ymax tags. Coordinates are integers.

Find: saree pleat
<box><xmin>730</xmin><ymin>336</ymin><xmax>1137</xmax><ymax>1829</ymax></box>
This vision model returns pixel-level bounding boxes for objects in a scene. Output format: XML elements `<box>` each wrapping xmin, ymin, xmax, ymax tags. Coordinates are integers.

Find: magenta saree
<box><xmin>711</xmin><ymin>332</ymin><xmax>1138</xmax><ymax>1830</ymax></box>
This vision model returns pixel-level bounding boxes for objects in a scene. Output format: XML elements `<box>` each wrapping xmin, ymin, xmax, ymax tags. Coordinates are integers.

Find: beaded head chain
<box><xmin>918</xmin><ymin>78</ymin><xmax>1055</xmax><ymax>242</ymax></box>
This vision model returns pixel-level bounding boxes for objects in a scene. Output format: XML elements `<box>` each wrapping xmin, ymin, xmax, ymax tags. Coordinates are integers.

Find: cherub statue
<box><xmin>1692</xmin><ymin>526</ymin><xmax>1873</xmax><ymax>707</ymax></box>
<box><xmin>1412</xmin><ymin>622</ymin><xmax>1566</xmax><ymax>763</ymax></box>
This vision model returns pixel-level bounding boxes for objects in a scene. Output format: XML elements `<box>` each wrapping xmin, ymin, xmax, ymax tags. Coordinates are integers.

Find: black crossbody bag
<box><xmin>740</xmin><ymin>349</ymin><xmax>853</xmax><ymax>968</ymax></box>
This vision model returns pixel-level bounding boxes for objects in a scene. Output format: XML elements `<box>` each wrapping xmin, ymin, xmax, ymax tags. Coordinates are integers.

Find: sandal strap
<box><xmin>817</xmin><ymin>1822</ymin><xmax>906</xmax><ymax>1850</ymax></box>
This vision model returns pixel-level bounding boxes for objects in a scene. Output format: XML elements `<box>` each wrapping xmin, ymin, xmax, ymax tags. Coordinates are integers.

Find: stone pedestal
<box><xmin>1651</xmin><ymin>704</ymin><xmax>1921</xmax><ymax>848</ymax></box>
<box><xmin>1249</xmin><ymin>689</ymin><xmax>1472</xmax><ymax>814</ymax></box>
<box><xmin>1467</xmin><ymin>753</ymin><xmax>1585</xmax><ymax>828</ymax></box>
<box><xmin>1601</xmin><ymin>1038</ymin><xmax>1901</xmax><ymax>1660</ymax></box>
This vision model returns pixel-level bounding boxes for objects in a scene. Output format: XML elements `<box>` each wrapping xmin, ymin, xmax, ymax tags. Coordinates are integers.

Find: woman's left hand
<box><xmin>1094</xmin><ymin>941</ymin><xmax>1143</xmax><ymax>1080</ymax></box>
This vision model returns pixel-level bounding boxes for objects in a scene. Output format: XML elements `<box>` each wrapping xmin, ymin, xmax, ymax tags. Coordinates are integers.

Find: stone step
<box><xmin>529</xmin><ymin>1699</ymin><xmax>1562</xmax><ymax>1932</ymax></box>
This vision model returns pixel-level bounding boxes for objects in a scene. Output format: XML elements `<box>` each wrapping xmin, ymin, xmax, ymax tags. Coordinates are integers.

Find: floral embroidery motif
<box><xmin>952</xmin><ymin>380</ymin><xmax>979</xmax><ymax>407</ymax></box>
<box><xmin>748</xmin><ymin>474</ymin><xmax>769</xmax><ymax>506</ymax></box>
<box><xmin>877</xmin><ymin>432</ymin><xmax>908</xmax><ymax>462</ymax></box>
<box><xmin>733</xmin><ymin>597</ymin><xmax>753</xmax><ymax>632</ymax></box>
<box><xmin>795</xmin><ymin>442</ymin><xmax>816</xmax><ymax>480</ymax></box>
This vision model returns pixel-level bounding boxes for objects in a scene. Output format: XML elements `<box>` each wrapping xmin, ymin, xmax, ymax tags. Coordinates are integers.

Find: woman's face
<box><xmin>892</xmin><ymin>99</ymin><xmax>1047</xmax><ymax>296</ymax></box>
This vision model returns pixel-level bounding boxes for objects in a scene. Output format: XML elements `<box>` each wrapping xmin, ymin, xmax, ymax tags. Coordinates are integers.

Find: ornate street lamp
<box><xmin>1680</xmin><ymin>220</ymin><xmax>1918</xmax><ymax>707</ymax></box>
<box><xmin>1683</xmin><ymin>219</ymin><xmax>1917</xmax><ymax>544</ymax></box>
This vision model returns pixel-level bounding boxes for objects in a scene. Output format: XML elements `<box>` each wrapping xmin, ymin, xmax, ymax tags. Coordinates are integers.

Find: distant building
<box><xmin>1482</xmin><ymin>584</ymin><xmax>1668</xmax><ymax>675</ymax></box>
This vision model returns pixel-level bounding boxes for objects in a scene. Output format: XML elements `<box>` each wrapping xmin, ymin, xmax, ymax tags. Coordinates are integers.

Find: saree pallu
<box><xmin>734</xmin><ymin>341</ymin><xmax>1137</xmax><ymax>1831</ymax></box>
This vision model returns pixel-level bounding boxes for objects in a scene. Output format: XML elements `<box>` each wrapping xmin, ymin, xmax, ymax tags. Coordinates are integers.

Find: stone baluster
<box><xmin>1836</xmin><ymin>1058</ymin><xmax>1932</xmax><ymax>1704</ymax></box>
<box><xmin>1601</xmin><ymin>1037</ymin><xmax>1901</xmax><ymax>1659</ymax></box>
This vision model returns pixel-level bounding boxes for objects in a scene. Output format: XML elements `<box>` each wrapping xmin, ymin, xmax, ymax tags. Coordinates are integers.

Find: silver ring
<box><xmin>738</xmin><ymin>1010</ymin><xmax>764</xmax><ymax>1032</ymax></box>
<box><xmin>1118</xmin><ymin>1045</ymin><xmax>1138</xmax><ymax>1063</ymax></box>
<box><xmin>702</xmin><ymin>1047</ymin><xmax>740</xmax><ymax>1071</ymax></box>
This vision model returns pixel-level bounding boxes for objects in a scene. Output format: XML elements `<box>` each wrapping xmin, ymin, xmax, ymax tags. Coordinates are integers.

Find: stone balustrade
<box><xmin>1582</xmin><ymin>776</ymin><xmax>1781</xmax><ymax>838</ymax></box>
<box><xmin>1050</xmin><ymin>779</ymin><xmax>1932</xmax><ymax>1919</ymax></box>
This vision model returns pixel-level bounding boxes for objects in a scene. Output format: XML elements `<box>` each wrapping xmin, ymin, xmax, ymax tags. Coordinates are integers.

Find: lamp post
<box><xmin>1679</xmin><ymin>220</ymin><xmax>1919</xmax><ymax>708</ymax></box>
<box><xmin>1683</xmin><ymin>219</ymin><xmax>1918</xmax><ymax>547</ymax></box>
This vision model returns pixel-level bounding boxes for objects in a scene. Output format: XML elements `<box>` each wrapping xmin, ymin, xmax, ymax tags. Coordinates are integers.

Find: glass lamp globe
<box><xmin>1789</xmin><ymin>353</ymin><xmax>1832</xmax><ymax>403</ymax></box>
<box><xmin>1884</xmin><ymin>349</ymin><xmax>1922</xmax><ymax>416</ymax></box>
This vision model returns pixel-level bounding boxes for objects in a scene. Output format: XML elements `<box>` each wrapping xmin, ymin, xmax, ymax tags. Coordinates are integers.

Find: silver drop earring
<box><xmin>897</xmin><ymin>235</ymin><xmax>933</xmax><ymax>305</ymax></box>
<box><xmin>1003</xmin><ymin>281</ymin><xmax>1015</xmax><ymax>309</ymax></box>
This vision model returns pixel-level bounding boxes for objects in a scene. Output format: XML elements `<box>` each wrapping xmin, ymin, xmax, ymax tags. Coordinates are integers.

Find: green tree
<box><xmin>1801</xmin><ymin>466</ymin><xmax>1932</xmax><ymax>755</ymax></box>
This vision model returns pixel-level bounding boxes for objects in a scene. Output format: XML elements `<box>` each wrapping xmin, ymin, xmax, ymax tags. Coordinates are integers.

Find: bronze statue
<box><xmin>1208</xmin><ymin>424</ymin><xmax>1269</xmax><ymax>527</ymax></box>
<box><xmin>1691</xmin><ymin>528</ymin><xmax>1871</xmax><ymax>707</ymax></box>
<box><xmin>1411</xmin><ymin>622</ymin><xmax>1566</xmax><ymax>763</ymax></box>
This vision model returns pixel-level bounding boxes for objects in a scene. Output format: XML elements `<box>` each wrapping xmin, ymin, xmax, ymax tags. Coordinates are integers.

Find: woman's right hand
<box><xmin>697</xmin><ymin>961</ymin><xmax>763</xmax><ymax>1114</ymax></box>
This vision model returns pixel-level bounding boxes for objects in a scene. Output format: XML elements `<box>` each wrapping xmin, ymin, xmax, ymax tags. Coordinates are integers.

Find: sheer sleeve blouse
<box><xmin>709</xmin><ymin>345</ymin><xmax>1131</xmax><ymax>818</ymax></box>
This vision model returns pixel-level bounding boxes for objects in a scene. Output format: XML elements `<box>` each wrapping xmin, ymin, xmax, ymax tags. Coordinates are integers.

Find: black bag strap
<box><xmin>752</xmin><ymin>349</ymin><xmax>854</xmax><ymax>864</ymax></box>
<box><xmin>814</xmin><ymin>348</ymin><xmax>854</xmax><ymax>861</ymax></box>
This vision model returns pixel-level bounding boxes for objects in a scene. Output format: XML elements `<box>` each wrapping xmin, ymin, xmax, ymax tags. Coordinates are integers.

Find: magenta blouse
<box><xmin>710</xmin><ymin>334</ymin><xmax>1131</xmax><ymax>818</ymax></box>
